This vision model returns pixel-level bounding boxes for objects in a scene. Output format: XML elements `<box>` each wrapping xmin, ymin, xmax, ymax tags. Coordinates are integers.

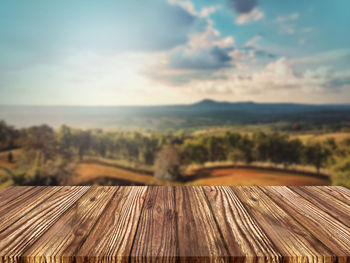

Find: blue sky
<box><xmin>0</xmin><ymin>0</ymin><xmax>350</xmax><ymax>105</ymax></box>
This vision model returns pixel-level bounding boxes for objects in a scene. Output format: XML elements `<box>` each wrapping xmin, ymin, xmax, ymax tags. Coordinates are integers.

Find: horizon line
<box><xmin>0</xmin><ymin>99</ymin><xmax>350</xmax><ymax>108</ymax></box>
<box><xmin>0</xmin><ymin>99</ymin><xmax>350</xmax><ymax>107</ymax></box>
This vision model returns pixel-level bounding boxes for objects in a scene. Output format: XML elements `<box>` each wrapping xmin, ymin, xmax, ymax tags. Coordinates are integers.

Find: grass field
<box><xmin>0</xmin><ymin>149</ymin><xmax>21</xmax><ymax>189</ymax></box>
<box><xmin>0</xmin><ymin>149</ymin><xmax>21</xmax><ymax>169</ymax></box>
<box><xmin>188</xmin><ymin>167</ymin><xmax>330</xmax><ymax>186</ymax></box>
<box><xmin>294</xmin><ymin>132</ymin><xmax>350</xmax><ymax>143</ymax></box>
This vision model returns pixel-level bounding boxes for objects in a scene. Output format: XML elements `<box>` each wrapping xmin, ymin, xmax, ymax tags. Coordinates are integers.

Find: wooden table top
<box><xmin>0</xmin><ymin>186</ymin><xmax>349</xmax><ymax>262</ymax></box>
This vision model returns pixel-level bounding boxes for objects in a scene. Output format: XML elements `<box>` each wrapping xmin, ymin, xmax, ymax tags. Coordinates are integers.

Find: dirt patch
<box><xmin>72</xmin><ymin>162</ymin><xmax>154</xmax><ymax>185</ymax></box>
<box><xmin>188</xmin><ymin>167</ymin><xmax>330</xmax><ymax>186</ymax></box>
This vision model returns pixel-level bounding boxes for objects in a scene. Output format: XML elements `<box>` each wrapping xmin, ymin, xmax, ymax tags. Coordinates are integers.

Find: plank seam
<box><xmin>317</xmin><ymin>187</ymin><xmax>350</xmax><ymax>206</ymax></box>
<box><xmin>173</xmin><ymin>186</ymin><xmax>180</xmax><ymax>263</ymax></box>
<box><xmin>72</xmin><ymin>186</ymin><xmax>121</xmax><ymax>260</ymax></box>
<box><xmin>287</xmin><ymin>186</ymin><xmax>350</xmax><ymax>229</ymax></box>
<box><xmin>259</xmin><ymin>186</ymin><xmax>336</xmax><ymax>257</ymax></box>
<box><xmin>128</xmin><ymin>186</ymin><xmax>148</xmax><ymax>263</ymax></box>
<box><xmin>229</xmin><ymin>186</ymin><xmax>283</xmax><ymax>262</ymax></box>
<box><xmin>0</xmin><ymin>186</ymin><xmax>63</xmax><ymax>235</ymax></box>
<box><xmin>18</xmin><ymin>186</ymin><xmax>92</xmax><ymax>261</ymax></box>
<box><xmin>201</xmin><ymin>186</ymin><xmax>231</xmax><ymax>259</ymax></box>
<box><xmin>0</xmin><ymin>186</ymin><xmax>34</xmax><ymax>208</ymax></box>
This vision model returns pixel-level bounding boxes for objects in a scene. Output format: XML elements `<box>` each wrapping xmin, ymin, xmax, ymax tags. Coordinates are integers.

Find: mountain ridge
<box><xmin>1</xmin><ymin>99</ymin><xmax>350</xmax><ymax>130</ymax></box>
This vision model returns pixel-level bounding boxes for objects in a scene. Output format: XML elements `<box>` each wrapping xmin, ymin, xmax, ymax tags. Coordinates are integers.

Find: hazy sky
<box><xmin>1</xmin><ymin>0</ymin><xmax>350</xmax><ymax>105</ymax></box>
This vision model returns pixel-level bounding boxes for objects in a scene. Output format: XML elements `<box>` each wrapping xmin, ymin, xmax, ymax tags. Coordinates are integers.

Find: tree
<box><xmin>181</xmin><ymin>140</ymin><xmax>208</xmax><ymax>164</ymax></box>
<box><xmin>238</xmin><ymin>135</ymin><xmax>254</xmax><ymax>164</ymax></box>
<box><xmin>22</xmin><ymin>125</ymin><xmax>57</xmax><ymax>162</ymax></box>
<box><xmin>303</xmin><ymin>141</ymin><xmax>332</xmax><ymax>174</ymax></box>
<box><xmin>0</xmin><ymin>121</ymin><xmax>20</xmax><ymax>151</ymax></box>
<box><xmin>154</xmin><ymin>145</ymin><xmax>182</xmax><ymax>181</ymax></box>
<box><xmin>203</xmin><ymin>136</ymin><xmax>226</xmax><ymax>162</ymax></box>
<box><xmin>7</xmin><ymin>152</ymin><xmax>13</xmax><ymax>163</ymax></box>
<box><xmin>72</xmin><ymin>130</ymin><xmax>91</xmax><ymax>161</ymax></box>
<box><xmin>228</xmin><ymin>148</ymin><xmax>245</xmax><ymax>166</ymax></box>
<box><xmin>57</xmin><ymin>125</ymin><xmax>74</xmax><ymax>159</ymax></box>
<box><xmin>280</xmin><ymin>138</ymin><xmax>303</xmax><ymax>168</ymax></box>
<box><xmin>252</xmin><ymin>132</ymin><xmax>269</xmax><ymax>162</ymax></box>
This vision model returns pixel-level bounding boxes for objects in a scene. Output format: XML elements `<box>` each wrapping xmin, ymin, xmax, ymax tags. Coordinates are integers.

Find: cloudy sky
<box><xmin>1</xmin><ymin>0</ymin><xmax>350</xmax><ymax>105</ymax></box>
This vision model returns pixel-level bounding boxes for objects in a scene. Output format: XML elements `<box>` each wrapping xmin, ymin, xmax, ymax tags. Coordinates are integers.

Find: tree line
<box><xmin>0</xmin><ymin>120</ymin><xmax>349</xmax><ymax>186</ymax></box>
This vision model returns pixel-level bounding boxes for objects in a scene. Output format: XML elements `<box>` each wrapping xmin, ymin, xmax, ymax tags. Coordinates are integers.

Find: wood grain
<box><xmin>76</xmin><ymin>186</ymin><xmax>147</xmax><ymax>263</ymax></box>
<box><xmin>232</xmin><ymin>186</ymin><xmax>334</xmax><ymax>262</ymax></box>
<box><xmin>289</xmin><ymin>186</ymin><xmax>350</xmax><ymax>227</ymax></box>
<box><xmin>0</xmin><ymin>186</ymin><xmax>61</xmax><ymax>233</ymax></box>
<box><xmin>0</xmin><ymin>186</ymin><xmax>90</xmax><ymax>262</ymax></box>
<box><xmin>261</xmin><ymin>186</ymin><xmax>350</xmax><ymax>258</ymax></box>
<box><xmin>0</xmin><ymin>186</ymin><xmax>35</xmax><ymax>208</ymax></box>
<box><xmin>175</xmin><ymin>186</ymin><xmax>228</xmax><ymax>262</ymax></box>
<box><xmin>203</xmin><ymin>186</ymin><xmax>281</xmax><ymax>262</ymax></box>
<box><xmin>22</xmin><ymin>186</ymin><xmax>118</xmax><ymax>263</ymax></box>
<box><xmin>130</xmin><ymin>186</ymin><xmax>177</xmax><ymax>263</ymax></box>
<box><xmin>319</xmin><ymin>186</ymin><xmax>350</xmax><ymax>205</ymax></box>
<box><xmin>0</xmin><ymin>186</ymin><xmax>349</xmax><ymax>263</ymax></box>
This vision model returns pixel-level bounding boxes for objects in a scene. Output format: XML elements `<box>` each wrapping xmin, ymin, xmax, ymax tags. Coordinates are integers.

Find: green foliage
<box><xmin>182</xmin><ymin>140</ymin><xmax>208</xmax><ymax>164</ymax></box>
<box><xmin>302</xmin><ymin>141</ymin><xmax>332</xmax><ymax>174</ymax></box>
<box><xmin>0</xmin><ymin>121</ymin><xmax>20</xmax><ymax>151</ymax></box>
<box><xmin>21</xmin><ymin>124</ymin><xmax>58</xmax><ymax>162</ymax></box>
<box><xmin>0</xmin><ymin>119</ymin><xmax>346</xmax><ymax>184</ymax></box>
<box><xmin>331</xmin><ymin>155</ymin><xmax>350</xmax><ymax>188</ymax></box>
<box><xmin>227</xmin><ymin>148</ymin><xmax>246</xmax><ymax>165</ymax></box>
<box><xmin>3</xmin><ymin>150</ymin><xmax>74</xmax><ymax>186</ymax></box>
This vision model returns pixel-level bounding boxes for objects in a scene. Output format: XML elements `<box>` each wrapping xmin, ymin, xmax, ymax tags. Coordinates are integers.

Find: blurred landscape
<box><xmin>1</xmin><ymin>99</ymin><xmax>350</xmax><ymax>189</ymax></box>
<box><xmin>2</xmin><ymin>99</ymin><xmax>350</xmax><ymax>130</ymax></box>
<box><xmin>1</xmin><ymin>1</ymin><xmax>350</xmax><ymax>189</ymax></box>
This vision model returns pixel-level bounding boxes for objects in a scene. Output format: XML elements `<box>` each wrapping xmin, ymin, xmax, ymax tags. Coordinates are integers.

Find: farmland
<box><xmin>188</xmin><ymin>167</ymin><xmax>329</xmax><ymax>186</ymax></box>
<box><xmin>0</xmin><ymin>117</ymin><xmax>349</xmax><ymax>188</ymax></box>
<box><xmin>73</xmin><ymin>163</ymin><xmax>154</xmax><ymax>185</ymax></box>
<box><xmin>0</xmin><ymin>150</ymin><xmax>331</xmax><ymax>189</ymax></box>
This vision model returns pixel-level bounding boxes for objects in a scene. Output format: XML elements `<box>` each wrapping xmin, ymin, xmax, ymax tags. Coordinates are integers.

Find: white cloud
<box><xmin>167</xmin><ymin>0</ymin><xmax>220</xmax><ymax>18</ymax></box>
<box><xmin>279</xmin><ymin>24</ymin><xmax>296</xmax><ymax>35</ymax></box>
<box><xmin>186</xmin><ymin>19</ymin><xmax>234</xmax><ymax>53</ymax></box>
<box><xmin>291</xmin><ymin>49</ymin><xmax>350</xmax><ymax>67</ymax></box>
<box><xmin>199</xmin><ymin>5</ymin><xmax>221</xmax><ymax>18</ymax></box>
<box><xmin>245</xmin><ymin>34</ymin><xmax>262</xmax><ymax>47</ymax></box>
<box><xmin>275</xmin><ymin>12</ymin><xmax>300</xmax><ymax>35</ymax></box>
<box><xmin>177</xmin><ymin>57</ymin><xmax>350</xmax><ymax>98</ymax></box>
<box><xmin>167</xmin><ymin>0</ymin><xmax>197</xmax><ymax>16</ymax></box>
<box><xmin>235</xmin><ymin>8</ymin><xmax>264</xmax><ymax>25</ymax></box>
<box><xmin>276</xmin><ymin>13</ymin><xmax>300</xmax><ymax>23</ymax></box>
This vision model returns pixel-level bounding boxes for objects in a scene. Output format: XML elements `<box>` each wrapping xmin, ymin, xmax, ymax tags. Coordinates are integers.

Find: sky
<box><xmin>0</xmin><ymin>0</ymin><xmax>350</xmax><ymax>105</ymax></box>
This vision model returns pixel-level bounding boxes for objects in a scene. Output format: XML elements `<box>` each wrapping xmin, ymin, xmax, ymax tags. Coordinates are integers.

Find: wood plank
<box><xmin>0</xmin><ymin>186</ymin><xmax>349</xmax><ymax>262</ymax></box>
<box><xmin>0</xmin><ymin>186</ymin><xmax>62</xmax><ymax>233</ymax></box>
<box><xmin>203</xmin><ymin>186</ymin><xmax>280</xmax><ymax>262</ymax></box>
<box><xmin>76</xmin><ymin>186</ymin><xmax>147</xmax><ymax>262</ymax></box>
<box><xmin>175</xmin><ymin>186</ymin><xmax>228</xmax><ymax>262</ymax></box>
<box><xmin>290</xmin><ymin>186</ymin><xmax>350</xmax><ymax>227</ymax></box>
<box><xmin>232</xmin><ymin>186</ymin><xmax>334</xmax><ymax>262</ymax></box>
<box><xmin>261</xmin><ymin>186</ymin><xmax>350</xmax><ymax>258</ymax></box>
<box><xmin>319</xmin><ymin>186</ymin><xmax>350</xmax><ymax>205</ymax></box>
<box><xmin>22</xmin><ymin>186</ymin><xmax>118</xmax><ymax>263</ymax></box>
<box><xmin>130</xmin><ymin>186</ymin><xmax>177</xmax><ymax>262</ymax></box>
<box><xmin>0</xmin><ymin>186</ymin><xmax>90</xmax><ymax>262</ymax></box>
<box><xmin>0</xmin><ymin>186</ymin><xmax>35</xmax><ymax>208</ymax></box>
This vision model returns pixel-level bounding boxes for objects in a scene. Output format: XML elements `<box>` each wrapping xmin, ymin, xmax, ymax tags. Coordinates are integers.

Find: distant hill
<box><xmin>1</xmin><ymin>99</ymin><xmax>350</xmax><ymax>131</ymax></box>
